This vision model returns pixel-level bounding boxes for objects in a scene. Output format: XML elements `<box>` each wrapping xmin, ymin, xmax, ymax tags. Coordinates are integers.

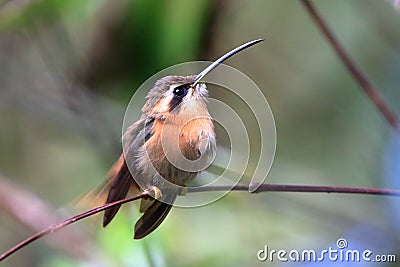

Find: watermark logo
<box><xmin>257</xmin><ymin>238</ymin><xmax>396</xmax><ymax>263</ymax></box>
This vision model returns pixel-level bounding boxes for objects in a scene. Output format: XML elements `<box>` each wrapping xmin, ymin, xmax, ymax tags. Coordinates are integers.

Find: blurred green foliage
<box><xmin>0</xmin><ymin>0</ymin><xmax>87</xmax><ymax>30</ymax></box>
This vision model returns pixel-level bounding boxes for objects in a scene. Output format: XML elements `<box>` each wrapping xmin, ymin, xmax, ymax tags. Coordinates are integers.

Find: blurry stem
<box><xmin>1</xmin><ymin>183</ymin><xmax>400</xmax><ymax>261</ymax></box>
<box><xmin>300</xmin><ymin>0</ymin><xmax>399</xmax><ymax>132</ymax></box>
<box><xmin>142</xmin><ymin>239</ymin><xmax>156</xmax><ymax>267</ymax></box>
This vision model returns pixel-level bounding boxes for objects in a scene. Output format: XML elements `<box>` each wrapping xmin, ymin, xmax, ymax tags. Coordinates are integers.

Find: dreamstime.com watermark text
<box><xmin>257</xmin><ymin>238</ymin><xmax>396</xmax><ymax>263</ymax></box>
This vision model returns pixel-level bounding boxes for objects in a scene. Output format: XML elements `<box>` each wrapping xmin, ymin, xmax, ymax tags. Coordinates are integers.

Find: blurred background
<box><xmin>1</xmin><ymin>0</ymin><xmax>400</xmax><ymax>266</ymax></box>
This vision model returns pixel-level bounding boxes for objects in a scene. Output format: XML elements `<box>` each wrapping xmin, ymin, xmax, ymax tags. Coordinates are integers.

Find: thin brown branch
<box><xmin>0</xmin><ymin>190</ymin><xmax>150</xmax><ymax>262</ymax></box>
<box><xmin>1</xmin><ymin>183</ymin><xmax>400</xmax><ymax>261</ymax></box>
<box><xmin>188</xmin><ymin>184</ymin><xmax>400</xmax><ymax>196</ymax></box>
<box><xmin>0</xmin><ymin>175</ymin><xmax>101</xmax><ymax>262</ymax></box>
<box><xmin>299</xmin><ymin>0</ymin><xmax>399</xmax><ymax>131</ymax></box>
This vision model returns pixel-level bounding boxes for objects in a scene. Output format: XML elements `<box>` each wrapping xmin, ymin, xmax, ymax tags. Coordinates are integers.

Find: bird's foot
<box><xmin>145</xmin><ymin>186</ymin><xmax>163</xmax><ymax>200</ymax></box>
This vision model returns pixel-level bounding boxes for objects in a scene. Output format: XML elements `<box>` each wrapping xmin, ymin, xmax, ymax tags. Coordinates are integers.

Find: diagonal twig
<box><xmin>0</xmin><ymin>191</ymin><xmax>150</xmax><ymax>262</ymax></box>
<box><xmin>300</xmin><ymin>0</ymin><xmax>399</xmax><ymax>131</ymax></box>
<box><xmin>1</xmin><ymin>183</ymin><xmax>400</xmax><ymax>261</ymax></box>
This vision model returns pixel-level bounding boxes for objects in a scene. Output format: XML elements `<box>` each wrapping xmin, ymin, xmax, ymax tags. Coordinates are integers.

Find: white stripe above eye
<box><xmin>157</xmin><ymin>90</ymin><xmax>174</xmax><ymax>112</ymax></box>
<box><xmin>168</xmin><ymin>84</ymin><xmax>179</xmax><ymax>93</ymax></box>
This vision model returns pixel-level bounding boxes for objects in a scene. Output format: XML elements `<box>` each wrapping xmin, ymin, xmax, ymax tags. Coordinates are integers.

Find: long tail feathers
<box><xmin>134</xmin><ymin>195</ymin><xmax>176</xmax><ymax>239</ymax></box>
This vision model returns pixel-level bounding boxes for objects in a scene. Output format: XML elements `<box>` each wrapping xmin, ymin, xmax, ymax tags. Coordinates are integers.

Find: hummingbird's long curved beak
<box><xmin>193</xmin><ymin>38</ymin><xmax>264</xmax><ymax>86</ymax></box>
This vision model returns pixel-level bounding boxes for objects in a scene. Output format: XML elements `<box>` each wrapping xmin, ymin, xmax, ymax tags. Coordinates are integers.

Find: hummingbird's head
<box><xmin>142</xmin><ymin>75</ymin><xmax>208</xmax><ymax>115</ymax></box>
<box><xmin>141</xmin><ymin>38</ymin><xmax>264</xmax><ymax>116</ymax></box>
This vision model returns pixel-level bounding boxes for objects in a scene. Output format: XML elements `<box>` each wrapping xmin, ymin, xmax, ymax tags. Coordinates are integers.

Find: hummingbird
<box><xmin>102</xmin><ymin>39</ymin><xmax>264</xmax><ymax>239</ymax></box>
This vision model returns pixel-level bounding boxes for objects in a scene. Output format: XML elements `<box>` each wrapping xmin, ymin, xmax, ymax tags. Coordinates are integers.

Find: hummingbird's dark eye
<box><xmin>169</xmin><ymin>83</ymin><xmax>191</xmax><ymax>112</ymax></box>
<box><xmin>173</xmin><ymin>84</ymin><xmax>189</xmax><ymax>98</ymax></box>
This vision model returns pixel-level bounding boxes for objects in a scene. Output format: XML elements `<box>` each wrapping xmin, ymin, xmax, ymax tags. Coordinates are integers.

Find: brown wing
<box><xmin>75</xmin><ymin>154</ymin><xmax>129</xmax><ymax>215</ymax></box>
<box><xmin>102</xmin><ymin>154</ymin><xmax>137</xmax><ymax>227</ymax></box>
<box><xmin>103</xmin><ymin>115</ymin><xmax>181</xmax><ymax>237</ymax></box>
<box><xmin>102</xmin><ymin>119</ymin><xmax>145</xmax><ymax>226</ymax></box>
